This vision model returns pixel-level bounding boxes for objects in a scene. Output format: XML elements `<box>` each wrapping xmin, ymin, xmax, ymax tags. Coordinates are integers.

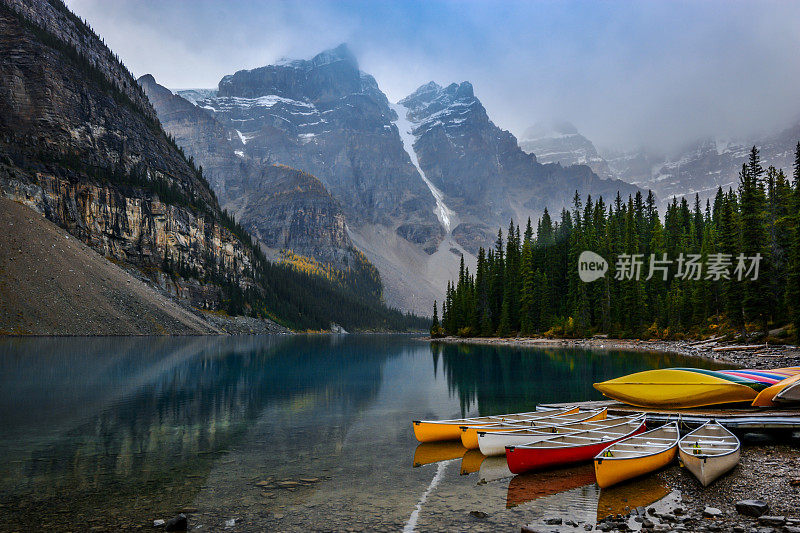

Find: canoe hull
<box><xmin>413</xmin><ymin>421</ymin><xmax>468</xmax><ymax>443</ymax></box>
<box><xmin>593</xmin><ymin>369</ymin><xmax>759</xmax><ymax>408</ymax></box>
<box><xmin>506</xmin><ymin>424</ymin><xmax>645</xmax><ymax>475</ymax></box>
<box><xmin>594</xmin><ymin>446</ymin><xmax>677</xmax><ymax>488</ymax></box>
<box><xmin>752</xmin><ymin>374</ymin><xmax>800</xmax><ymax>406</ymax></box>
<box><xmin>776</xmin><ymin>380</ymin><xmax>800</xmax><ymax>403</ymax></box>
<box><xmin>679</xmin><ymin>448</ymin><xmax>740</xmax><ymax>486</ymax></box>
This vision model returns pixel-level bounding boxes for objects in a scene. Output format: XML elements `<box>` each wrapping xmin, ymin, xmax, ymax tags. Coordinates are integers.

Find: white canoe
<box><xmin>478</xmin><ymin>414</ymin><xmax>636</xmax><ymax>456</ymax></box>
<box><xmin>678</xmin><ymin>420</ymin><xmax>740</xmax><ymax>486</ymax></box>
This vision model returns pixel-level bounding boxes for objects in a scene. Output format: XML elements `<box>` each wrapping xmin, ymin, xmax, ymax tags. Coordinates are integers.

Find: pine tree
<box><xmin>430</xmin><ymin>300</ymin><xmax>440</xmax><ymax>337</ymax></box>
<box><xmin>788</xmin><ymin>143</ymin><xmax>800</xmax><ymax>339</ymax></box>
<box><xmin>740</xmin><ymin>149</ymin><xmax>768</xmax><ymax>328</ymax></box>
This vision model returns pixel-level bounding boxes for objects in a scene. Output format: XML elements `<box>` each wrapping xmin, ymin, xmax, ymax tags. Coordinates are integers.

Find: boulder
<box><xmin>735</xmin><ymin>500</ymin><xmax>769</xmax><ymax>517</ymax></box>
<box><xmin>164</xmin><ymin>514</ymin><xmax>187</xmax><ymax>532</ymax></box>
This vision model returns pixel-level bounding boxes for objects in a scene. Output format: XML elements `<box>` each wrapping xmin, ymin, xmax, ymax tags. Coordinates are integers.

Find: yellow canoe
<box><xmin>594</xmin><ymin>422</ymin><xmax>679</xmax><ymax>488</ymax></box>
<box><xmin>594</xmin><ymin>368</ymin><xmax>761</xmax><ymax>408</ymax></box>
<box><xmin>459</xmin><ymin>408</ymin><xmax>606</xmax><ymax>449</ymax></box>
<box><xmin>412</xmin><ymin>406</ymin><xmax>577</xmax><ymax>443</ymax></box>
<box><xmin>752</xmin><ymin>374</ymin><xmax>800</xmax><ymax>407</ymax></box>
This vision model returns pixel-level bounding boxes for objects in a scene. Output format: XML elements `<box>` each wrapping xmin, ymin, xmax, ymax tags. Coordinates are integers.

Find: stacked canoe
<box><xmin>413</xmin><ymin>407</ymin><xmax>742</xmax><ymax>489</ymax></box>
<box><xmin>594</xmin><ymin>366</ymin><xmax>800</xmax><ymax>408</ymax></box>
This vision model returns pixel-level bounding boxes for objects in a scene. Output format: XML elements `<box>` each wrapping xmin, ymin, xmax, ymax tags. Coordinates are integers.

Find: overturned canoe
<box><xmin>459</xmin><ymin>408</ymin><xmax>606</xmax><ymax>449</ymax></box>
<box><xmin>752</xmin><ymin>374</ymin><xmax>800</xmax><ymax>406</ymax></box>
<box><xmin>412</xmin><ymin>406</ymin><xmax>577</xmax><ymax>443</ymax></box>
<box><xmin>678</xmin><ymin>420</ymin><xmax>740</xmax><ymax>486</ymax></box>
<box><xmin>594</xmin><ymin>367</ymin><xmax>800</xmax><ymax>408</ymax></box>
<box><xmin>505</xmin><ymin>417</ymin><xmax>646</xmax><ymax>475</ymax></box>
<box><xmin>594</xmin><ymin>422</ymin><xmax>679</xmax><ymax>488</ymax></box>
<box><xmin>478</xmin><ymin>414</ymin><xmax>635</xmax><ymax>457</ymax></box>
<box><xmin>775</xmin><ymin>378</ymin><xmax>800</xmax><ymax>403</ymax></box>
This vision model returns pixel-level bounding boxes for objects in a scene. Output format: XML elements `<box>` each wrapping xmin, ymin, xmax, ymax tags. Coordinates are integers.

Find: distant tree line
<box><xmin>434</xmin><ymin>145</ymin><xmax>800</xmax><ymax>341</ymax></box>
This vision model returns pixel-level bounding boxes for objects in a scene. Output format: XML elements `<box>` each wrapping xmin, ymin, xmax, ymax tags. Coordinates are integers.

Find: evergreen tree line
<box><xmin>433</xmin><ymin>145</ymin><xmax>800</xmax><ymax>341</ymax></box>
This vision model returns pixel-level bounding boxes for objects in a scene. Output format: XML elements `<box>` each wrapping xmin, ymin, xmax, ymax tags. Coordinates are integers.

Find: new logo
<box><xmin>578</xmin><ymin>251</ymin><xmax>608</xmax><ymax>282</ymax></box>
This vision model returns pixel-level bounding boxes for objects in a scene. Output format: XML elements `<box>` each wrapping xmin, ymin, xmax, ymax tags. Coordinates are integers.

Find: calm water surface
<box><xmin>0</xmin><ymin>335</ymin><xmax>726</xmax><ymax>532</ymax></box>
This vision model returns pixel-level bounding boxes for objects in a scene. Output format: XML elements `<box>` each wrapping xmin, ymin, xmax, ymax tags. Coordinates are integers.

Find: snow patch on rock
<box><xmin>391</xmin><ymin>102</ymin><xmax>455</xmax><ymax>233</ymax></box>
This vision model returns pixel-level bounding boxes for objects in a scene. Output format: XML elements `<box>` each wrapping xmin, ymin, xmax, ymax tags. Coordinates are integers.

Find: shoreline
<box><xmin>428</xmin><ymin>336</ymin><xmax>800</xmax><ymax>369</ymax></box>
<box><xmin>432</xmin><ymin>335</ymin><xmax>800</xmax><ymax>533</ymax></box>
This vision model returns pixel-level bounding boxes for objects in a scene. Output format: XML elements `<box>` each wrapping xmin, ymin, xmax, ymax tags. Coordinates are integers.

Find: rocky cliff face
<box><xmin>0</xmin><ymin>0</ymin><xmax>257</xmax><ymax>311</ymax></box>
<box><xmin>399</xmin><ymin>81</ymin><xmax>641</xmax><ymax>253</ymax></box>
<box><xmin>180</xmin><ymin>44</ymin><xmax>439</xmax><ymax>241</ymax></box>
<box><xmin>139</xmin><ymin>74</ymin><xmax>363</xmax><ymax>272</ymax></box>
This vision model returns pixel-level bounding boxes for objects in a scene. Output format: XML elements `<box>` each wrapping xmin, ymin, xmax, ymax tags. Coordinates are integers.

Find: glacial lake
<box><xmin>0</xmin><ymin>335</ymin><xmax>727</xmax><ymax>532</ymax></box>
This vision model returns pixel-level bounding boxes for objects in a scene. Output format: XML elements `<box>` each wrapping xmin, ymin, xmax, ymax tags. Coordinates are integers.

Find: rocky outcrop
<box><xmin>3</xmin><ymin>0</ymin><xmax>156</xmax><ymax>123</ymax></box>
<box><xmin>0</xmin><ymin>0</ymin><xmax>256</xmax><ymax>311</ymax></box>
<box><xmin>139</xmin><ymin>74</ymin><xmax>363</xmax><ymax>272</ymax></box>
<box><xmin>610</xmin><ymin>124</ymin><xmax>800</xmax><ymax>206</ymax></box>
<box><xmin>224</xmin><ymin>164</ymin><xmax>353</xmax><ymax>267</ymax></box>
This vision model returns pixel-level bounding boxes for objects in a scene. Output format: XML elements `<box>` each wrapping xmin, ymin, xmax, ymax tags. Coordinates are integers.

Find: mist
<box><xmin>65</xmin><ymin>0</ymin><xmax>800</xmax><ymax>153</ymax></box>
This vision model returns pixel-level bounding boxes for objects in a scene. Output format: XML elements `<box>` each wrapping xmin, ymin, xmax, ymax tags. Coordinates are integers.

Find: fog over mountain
<box><xmin>65</xmin><ymin>0</ymin><xmax>800</xmax><ymax>154</ymax></box>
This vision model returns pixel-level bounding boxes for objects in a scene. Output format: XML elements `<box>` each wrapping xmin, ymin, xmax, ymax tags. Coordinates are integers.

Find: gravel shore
<box><xmin>429</xmin><ymin>336</ymin><xmax>800</xmax><ymax>369</ymax></box>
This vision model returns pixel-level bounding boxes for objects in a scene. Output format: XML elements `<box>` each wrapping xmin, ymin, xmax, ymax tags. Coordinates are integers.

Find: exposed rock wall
<box><xmin>139</xmin><ymin>74</ymin><xmax>361</xmax><ymax>271</ymax></box>
<box><xmin>0</xmin><ymin>0</ymin><xmax>258</xmax><ymax>310</ymax></box>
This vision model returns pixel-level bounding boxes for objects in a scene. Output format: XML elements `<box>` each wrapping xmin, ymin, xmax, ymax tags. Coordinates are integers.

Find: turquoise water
<box><xmin>0</xmin><ymin>336</ymin><xmax>724</xmax><ymax>532</ymax></box>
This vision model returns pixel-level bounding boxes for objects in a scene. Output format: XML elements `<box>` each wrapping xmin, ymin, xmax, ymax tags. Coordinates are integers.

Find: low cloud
<box><xmin>67</xmin><ymin>0</ymin><xmax>800</xmax><ymax>153</ymax></box>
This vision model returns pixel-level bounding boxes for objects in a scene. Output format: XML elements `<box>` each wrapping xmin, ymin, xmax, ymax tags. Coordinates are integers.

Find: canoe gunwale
<box><xmin>415</xmin><ymin>408</ymin><xmax>571</xmax><ymax>426</ymax></box>
<box><xmin>477</xmin><ymin>414</ymin><xmax>631</xmax><ymax>438</ymax></box>
<box><xmin>677</xmin><ymin>421</ymin><xmax>741</xmax><ymax>461</ymax></box>
<box><xmin>594</xmin><ymin>422</ymin><xmax>680</xmax><ymax>463</ymax></box>
<box><xmin>506</xmin><ymin>418</ymin><xmax>646</xmax><ymax>452</ymax></box>
<box><xmin>464</xmin><ymin>408</ymin><xmax>606</xmax><ymax>432</ymax></box>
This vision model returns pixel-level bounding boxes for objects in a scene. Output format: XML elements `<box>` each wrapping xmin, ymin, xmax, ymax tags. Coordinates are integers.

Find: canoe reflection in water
<box><xmin>506</xmin><ymin>464</ymin><xmax>596</xmax><ymax>508</ymax></box>
<box><xmin>412</xmin><ymin>441</ymin><xmax>468</xmax><ymax>467</ymax></box>
<box><xmin>460</xmin><ymin>449</ymin><xmax>486</xmax><ymax>475</ymax></box>
<box><xmin>595</xmin><ymin>475</ymin><xmax>671</xmax><ymax>522</ymax></box>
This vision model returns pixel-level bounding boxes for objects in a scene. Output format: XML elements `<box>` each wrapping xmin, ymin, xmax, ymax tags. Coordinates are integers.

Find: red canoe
<box><xmin>505</xmin><ymin>417</ymin><xmax>646</xmax><ymax>475</ymax></box>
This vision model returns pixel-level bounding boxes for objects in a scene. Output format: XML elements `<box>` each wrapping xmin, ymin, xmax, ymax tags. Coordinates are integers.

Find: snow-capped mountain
<box><xmin>519</xmin><ymin>121</ymin><xmax>615</xmax><ymax>181</ymax></box>
<box><xmin>601</xmin><ymin>121</ymin><xmax>800</xmax><ymax>206</ymax></box>
<box><xmin>148</xmin><ymin>45</ymin><xmax>642</xmax><ymax>314</ymax></box>
<box><xmin>139</xmin><ymin>74</ymin><xmax>361</xmax><ymax>274</ymax></box>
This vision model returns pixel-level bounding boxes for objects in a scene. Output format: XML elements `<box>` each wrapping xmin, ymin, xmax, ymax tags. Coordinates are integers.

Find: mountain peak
<box><xmin>446</xmin><ymin>81</ymin><xmax>473</xmax><ymax>99</ymax></box>
<box><xmin>311</xmin><ymin>43</ymin><xmax>357</xmax><ymax>68</ymax></box>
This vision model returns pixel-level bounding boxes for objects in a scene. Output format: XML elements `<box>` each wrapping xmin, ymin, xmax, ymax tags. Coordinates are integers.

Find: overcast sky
<box><xmin>65</xmin><ymin>0</ymin><xmax>800</xmax><ymax>153</ymax></box>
